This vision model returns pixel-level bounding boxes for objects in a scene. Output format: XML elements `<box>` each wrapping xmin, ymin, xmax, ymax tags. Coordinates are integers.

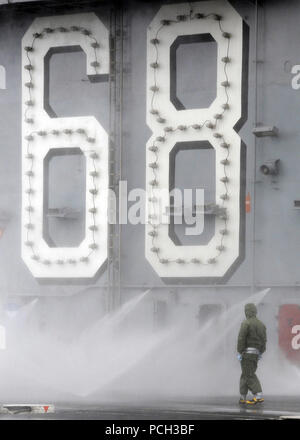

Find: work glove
<box><xmin>237</xmin><ymin>353</ymin><xmax>242</xmax><ymax>362</ymax></box>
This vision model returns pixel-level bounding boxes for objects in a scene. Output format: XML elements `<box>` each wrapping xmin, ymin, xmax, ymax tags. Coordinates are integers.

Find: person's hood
<box><xmin>245</xmin><ymin>303</ymin><xmax>257</xmax><ymax>319</ymax></box>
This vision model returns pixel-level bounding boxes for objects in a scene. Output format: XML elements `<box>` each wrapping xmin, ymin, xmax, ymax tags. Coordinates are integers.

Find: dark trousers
<box><xmin>240</xmin><ymin>353</ymin><xmax>262</xmax><ymax>396</ymax></box>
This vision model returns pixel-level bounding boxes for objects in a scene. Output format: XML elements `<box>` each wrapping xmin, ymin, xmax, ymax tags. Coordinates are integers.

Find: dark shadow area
<box><xmin>44</xmin><ymin>45</ymin><xmax>109</xmax><ymax>120</ymax></box>
<box><xmin>169</xmin><ymin>141</ymin><xmax>216</xmax><ymax>246</ymax></box>
<box><xmin>170</xmin><ymin>34</ymin><xmax>217</xmax><ymax>110</ymax></box>
<box><xmin>43</xmin><ymin>148</ymin><xmax>86</xmax><ymax>248</ymax></box>
<box><xmin>197</xmin><ymin>303</ymin><xmax>223</xmax><ymax>327</ymax></box>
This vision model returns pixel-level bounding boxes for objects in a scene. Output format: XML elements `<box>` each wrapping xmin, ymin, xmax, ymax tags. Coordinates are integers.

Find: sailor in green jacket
<box><xmin>237</xmin><ymin>303</ymin><xmax>267</xmax><ymax>405</ymax></box>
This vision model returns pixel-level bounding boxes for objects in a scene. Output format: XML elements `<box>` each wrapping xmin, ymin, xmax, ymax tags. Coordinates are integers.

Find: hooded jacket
<box><xmin>237</xmin><ymin>303</ymin><xmax>267</xmax><ymax>355</ymax></box>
